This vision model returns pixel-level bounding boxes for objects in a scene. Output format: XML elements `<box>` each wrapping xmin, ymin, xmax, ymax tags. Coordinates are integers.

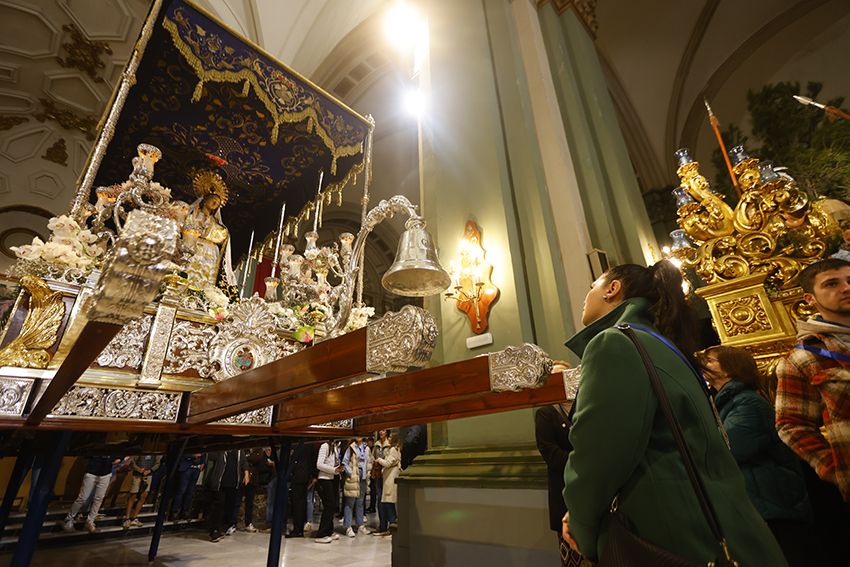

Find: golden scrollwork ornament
<box><xmin>0</xmin><ymin>275</ymin><xmax>66</xmax><ymax>368</ymax></box>
<box><xmin>670</xmin><ymin>146</ymin><xmax>839</xmax><ymax>290</ymax></box>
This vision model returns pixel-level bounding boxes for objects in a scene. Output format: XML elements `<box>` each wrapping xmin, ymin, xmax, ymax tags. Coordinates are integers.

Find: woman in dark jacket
<box><xmin>561</xmin><ymin>262</ymin><xmax>786</xmax><ymax>566</ymax></box>
<box><xmin>535</xmin><ymin>404</ymin><xmax>582</xmax><ymax>566</ymax></box>
<box><xmin>700</xmin><ymin>345</ymin><xmax>820</xmax><ymax>567</ymax></box>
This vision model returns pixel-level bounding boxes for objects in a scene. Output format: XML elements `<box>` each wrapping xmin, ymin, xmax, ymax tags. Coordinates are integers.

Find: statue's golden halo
<box><xmin>191</xmin><ymin>170</ymin><xmax>229</xmax><ymax>205</ymax></box>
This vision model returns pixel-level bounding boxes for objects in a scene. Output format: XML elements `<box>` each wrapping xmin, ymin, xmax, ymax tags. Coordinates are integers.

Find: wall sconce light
<box><xmin>445</xmin><ymin>221</ymin><xmax>500</xmax><ymax>334</ymax></box>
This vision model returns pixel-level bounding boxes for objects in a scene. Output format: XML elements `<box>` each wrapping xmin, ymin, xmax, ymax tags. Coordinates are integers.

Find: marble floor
<box><xmin>3</xmin><ymin>527</ymin><xmax>393</xmax><ymax>567</ymax></box>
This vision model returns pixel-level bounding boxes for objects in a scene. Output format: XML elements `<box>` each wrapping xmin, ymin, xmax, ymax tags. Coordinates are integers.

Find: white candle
<box><xmin>313</xmin><ymin>170</ymin><xmax>324</xmax><ymax>233</ymax></box>
<box><xmin>270</xmin><ymin>202</ymin><xmax>286</xmax><ymax>279</ymax></box>
<box><xmin>240</xmin><ymin>229</ymin><xmax>255</xmax><ymax>298</ymax></box>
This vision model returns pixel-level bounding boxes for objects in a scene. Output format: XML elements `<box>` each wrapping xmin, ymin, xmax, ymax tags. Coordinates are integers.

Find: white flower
<box><xmin>52</xmin><ymin>236</ymin><xmax>85</xmax><ymax>254</ymax></box>
<box><xmin>11</xmin><ymin>239</ymin><xmax>44</xmax><ymax>261</ymax></box>
<box><xmin>203</xmin><ymin>286</ymin><xmax>230</xmax><ymax>308</ymax></box>
<box><xmin>47</xmin><ymin>215</ymin><xmax>80</xmax><ymax>237</ymax></box>
<box><xmin>78</xmin><ymin>229</ymin><xmax>99</xmax><ymax>245</ymax></box>
<box><xmin>346</xmin><ymin>306</ymin><xmax>375</xmax><ymax>331</ymax></box>
<box><xmin>83</xmin><ymin>240</ymin><xmax>106</xmax><ymax>258</ymax></box>
<box><xmin>40</xmin><ymin>241</ymin><xmax>75</xmax><ymax>264</ymax></box>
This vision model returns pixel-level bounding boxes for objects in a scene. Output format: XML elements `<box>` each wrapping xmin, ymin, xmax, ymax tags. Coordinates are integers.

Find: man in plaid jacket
<box><xmin>776</xmin><ymin>258</ymin><xmax>850</xmax><ymax>502</ymax></box>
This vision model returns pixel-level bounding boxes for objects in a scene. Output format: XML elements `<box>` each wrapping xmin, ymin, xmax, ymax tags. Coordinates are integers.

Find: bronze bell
<box><xmin>382</xmin><ymin>221</ymin><xmax>451</xmax><ymax>297</ymax></box>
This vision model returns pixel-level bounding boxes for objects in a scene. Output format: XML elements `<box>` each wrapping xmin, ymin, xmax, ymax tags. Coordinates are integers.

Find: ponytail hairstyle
<box><xmin>604</xmin><ymin>261</ymin><xmax>698</xmax><ymax>358</ymax></box>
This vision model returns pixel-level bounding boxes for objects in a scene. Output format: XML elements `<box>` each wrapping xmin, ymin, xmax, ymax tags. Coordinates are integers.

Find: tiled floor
<box><xmin>8</xmin><ymin>526</ymin><xmax>392</xmax><ymax>567</ymax></box>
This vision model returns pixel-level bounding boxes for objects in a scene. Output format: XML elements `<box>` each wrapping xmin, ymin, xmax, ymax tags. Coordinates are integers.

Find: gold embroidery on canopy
<box><xmin>162</xmin><ymin>13</ymin><xmax>364</xmax><ymax>175</ymax></box>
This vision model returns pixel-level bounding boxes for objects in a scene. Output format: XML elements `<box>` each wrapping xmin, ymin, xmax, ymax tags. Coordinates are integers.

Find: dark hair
<box><xmin>604</xmin><ymin>261</ymin><xmax>698</xmax><ymax>357</ymax></box>
<box><xmin>702</xmin><ymin>346</ymin><xmax>762</xmax><ymax>390</ymax></box>
<box><xmin>799</xmin><ymin>258</ymin><xmax>850</xmax><ymax>294</ymax></box>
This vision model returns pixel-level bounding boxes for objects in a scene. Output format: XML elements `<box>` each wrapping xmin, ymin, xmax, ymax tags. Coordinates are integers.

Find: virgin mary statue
<box><xmin>182</xmin><ymin>170</ymin><xmax>236</xmax><ymax>292</ymax></box>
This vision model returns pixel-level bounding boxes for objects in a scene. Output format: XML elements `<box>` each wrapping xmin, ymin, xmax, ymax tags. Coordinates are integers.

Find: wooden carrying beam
<box><xmin>274</xmin><ymin>356</ymin><xmax>491</xmax><ymax>430</ymax></box>
<box><xmin>26</xmin><ymin>321</ymin><xmax>122</xmax><ymax>425</ymax></box>
<box><xmin>350</xmin><ymin>372</ymin><xmax>567</xmax><ymax>434</ymax></box>
<box><xmin>186</xmin><ymin>328</ymin><xmax>369</xmax><ymax>424</ymax></box>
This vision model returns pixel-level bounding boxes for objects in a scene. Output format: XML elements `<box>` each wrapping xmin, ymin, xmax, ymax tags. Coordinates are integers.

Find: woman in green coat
<box><xmin>561</xmin><ymin>262</ymin><xmax>786</xmax><ymax>566</ymax></box>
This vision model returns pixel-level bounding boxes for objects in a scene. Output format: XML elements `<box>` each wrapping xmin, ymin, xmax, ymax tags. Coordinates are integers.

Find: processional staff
<box><xmin>794</xmin><ymin>95</ymin><xmax>850</xmax><ymax>122</ymax></box>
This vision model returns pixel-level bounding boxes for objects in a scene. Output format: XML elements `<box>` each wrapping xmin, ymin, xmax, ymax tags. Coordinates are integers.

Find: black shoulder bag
<box><xmin>597</xmin><ymin>324</ymin><xmax>738</xmax><ymax>567</ymax></box>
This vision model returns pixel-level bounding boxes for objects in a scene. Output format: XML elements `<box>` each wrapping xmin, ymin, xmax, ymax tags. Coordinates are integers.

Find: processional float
<box><xmin>0</xmin><ymin>2</ymin><xmax>564</xmax><ymax>564</ymax></box>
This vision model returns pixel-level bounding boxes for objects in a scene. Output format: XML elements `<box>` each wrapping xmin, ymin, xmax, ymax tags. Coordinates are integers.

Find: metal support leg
<box><xmin>266</xmin><ymin>438</ymin><xmax>293</xmax><ymax>567</ymax></box>
<box><xmin>0</xmin><ymin>447</ymin><xmax>35</xmax><ymax>538</ymax></box>
<box><xmin>10</xmin><ymin>431</ymin><xmax>72</xmax><ymax>567</ymax></box>
<box><xmin>148</xmin><ymin>437</ymin><xmax>189</xmax><ymax>562</ymax></box>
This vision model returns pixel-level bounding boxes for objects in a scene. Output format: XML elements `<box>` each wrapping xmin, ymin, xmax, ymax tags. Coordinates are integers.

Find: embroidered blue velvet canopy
<box><xmin>93</xmin><ymin>0</ymin><xmax>371</xmax><ymax>259</ymax></box>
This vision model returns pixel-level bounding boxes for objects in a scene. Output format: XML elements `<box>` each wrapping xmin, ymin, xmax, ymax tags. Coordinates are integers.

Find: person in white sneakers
<box><xmin>124</xmin><ymin>454</ymin><xmax>158</xmax><ymax>528</ymax></box>
<box><xmin>373</xmin><ymin>432</ymin><xmax>401</xmax><ymax>536</ymax></box>
<box><xmin>341</xmin><ymin>437</ymin><xmax>371</xmax><ymax>536</ymax></box>
<box><xmin>314</xmin><ymin>439</ymin><xmax>343</xmax><ymax>543</ymax></box>
<box><xmin>62</xmin><ymin>455</ymin><xmax>122</xmax><ymax>533</ymax></box>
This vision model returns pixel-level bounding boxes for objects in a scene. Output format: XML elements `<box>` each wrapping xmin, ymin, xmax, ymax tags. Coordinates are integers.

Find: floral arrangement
<box><xmin>267</xmin><ymin>301</ymin><xmax>374</xmax><ymax>343</ymax></box>
<box><xmin>202</xmin><ymin>286</ymin><xmax>230</xmax><ymax>320</ymax></box>
<box><xmin>346</xmin><ymin>305</ymin><xmax>375</xmax><ymax>332</ymax></box>
<box><xmin>10</xmin><ymin>215</ymin><xmax>105</xmax><ymax>276</ymax></box>
<box><xmin>267</xmin><ymin>301</ymin><xmax>334</xmax><ymax>344</ymax></box>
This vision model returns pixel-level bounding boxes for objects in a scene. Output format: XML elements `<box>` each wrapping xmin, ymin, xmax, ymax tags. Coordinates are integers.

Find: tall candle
<box><xmin>313</xmin><ymin>170</ymin><xmax>324</xmax><ymax>233</ymax></box>
<box><xmin>270</xmin><ymin>202</ymin><xmax>286</xmax><ymax>279</ymax></box>
<box><xmin>240</xmin><ymin>229</ymin><xmax>255</xmax><ymax>298</ymax></box>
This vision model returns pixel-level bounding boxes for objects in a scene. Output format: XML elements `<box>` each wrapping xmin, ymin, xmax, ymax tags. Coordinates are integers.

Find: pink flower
<box><xmin>294</xmin><ymin>325</ymin><xmax>315</xmax><ymax>344</ymax></box>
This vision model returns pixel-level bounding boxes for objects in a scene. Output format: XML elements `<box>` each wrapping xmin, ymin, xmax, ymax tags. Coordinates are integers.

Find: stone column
<box><xmin>396</xmin><ymin>1</ymin><xmax>653</xmax><ymax>565</ymax></box>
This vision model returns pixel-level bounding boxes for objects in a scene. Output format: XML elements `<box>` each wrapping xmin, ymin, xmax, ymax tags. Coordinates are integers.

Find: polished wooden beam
<box><xmin>186</xmin><ymin>328</ymin><xmax>369</xmax><ymax>425</ymax></box>
<box><xmin>274</xmin><ymin>356</ymin><xmax>492</xmax><ymax>429</ymax></box>
<box><xmin>350</xmin><ymin>372</ymin><xmax>568</xmax><ymax>433</ymax></box>
<box><xmin>25</xmin><ymin>320</ymin><xmax>122</xmax><ymax>425</ymax></box>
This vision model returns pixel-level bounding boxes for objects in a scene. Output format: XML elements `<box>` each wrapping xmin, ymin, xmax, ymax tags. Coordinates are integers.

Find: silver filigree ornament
<box><xmin>366</xmin><ymin>305</ymin><xmax>437</xmax><ymax>373</ymax></box>
<box><xmin>96</xmin><ymin>314</ymin><xmax>153</xmax><ymax>369</ymax></box>
<box><xmin>86</xmin><ymin>209</ymin><xmax>178</xmax><ymax>325</ymax></box>
<box><xmin>563</xmin><ymin>366</ymin><xmax>582</xmax><ymax>401</ymax></box>
<box><xmin>310</xmin><ymin>418</ymin><xmax>354</xmax><ymax>429</ymax></box>
<box><xmin>0</xmin><ymin>378</ymin><xmax>33</xmax><ymax>416</ymax></box>
<box><xmin>162</xmin><ymin>319</ymin><xmax>219</xmax><ymax>378</ymax></box>
<box><xmin>488</xmin><ymin>343</ymin><xmax>553</xmax><ymax>392</ymax></box>
<box><xmin>50</xmin><ymin>385</ymin><xmax>180</xmax><ymax>421</ymax></box>
<box><xmin>208</xmin><ymin>297</ymin><xmax>282</xmax><ymax>382</ymax></box>
<box><xmin>215</xmin><ymin>406</ymin><xmax>273</xmax><ymax>426</ymax></box>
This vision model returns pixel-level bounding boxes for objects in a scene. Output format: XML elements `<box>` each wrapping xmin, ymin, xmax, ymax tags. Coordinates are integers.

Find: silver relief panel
<box><xmin>49</xmin><ymin>385</ymin><xmax>181</xmax><ymax>422</ymax></box>
<box><xmin>0</xmin><ymin>378</ymin><xmax>34</xmax><ymax>416</ymax></box>
<box><xmin>488</xmin><ymin>343</ymin><xmax>553</xmax><ymax>392</ymax></box>
<box><xmin>366</xmin><ymin>305</ymin><xmax>437</xmax><ymax>373</ymax></box>
<box><xmin>214</xmin><ymin>406</ymin><xmax>273</xmax><ymax>426</ymax></box>
<box><xmin>96</xmin><ymin>315</ymin><xmax>153</xmax><ymax>370</ymax></box>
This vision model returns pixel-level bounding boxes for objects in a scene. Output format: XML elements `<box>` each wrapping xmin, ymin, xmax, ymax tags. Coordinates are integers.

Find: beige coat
<box><xmin>377</xmin><ymin>446</ymin><xmax>400</xmax><ymax>504</ymax></box>
<box><xmin>343</xmin><ymin>442</ymin><xmax>360</xmax><ymax>498</ymax></box>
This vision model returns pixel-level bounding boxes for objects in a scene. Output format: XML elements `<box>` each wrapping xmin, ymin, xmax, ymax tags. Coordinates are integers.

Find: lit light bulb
<box><xmin>384</xmin><ymin>1</ymin><xmax>421</xmax><ymax>54</ymax></box>
<box><xmin>404</xmin><ymin>88</ymin><xmax>427</xmax><ymax>118</ymax></box>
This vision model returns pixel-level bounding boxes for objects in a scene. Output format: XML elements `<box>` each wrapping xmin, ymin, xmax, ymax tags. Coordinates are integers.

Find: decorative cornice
<box><xmin>537</xmin><ymin>0</ymin><xmax>598</xmax><ymax>37</ymax></box>
<box><xmin>398</xmin><ymin>444</ymin><xmax>548</xmax><ymax>489</ymax></box>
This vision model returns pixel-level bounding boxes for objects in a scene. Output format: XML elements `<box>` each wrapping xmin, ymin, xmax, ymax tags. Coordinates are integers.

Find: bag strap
<box><xmin>795</xmin><ymin>343</ymin><xmax>850</xmax><ymax>363</ymax></box>
<box><xmin>616</xmin><ymin>323</ymin><xmax>738</xmax><ymax>566</ymax></box>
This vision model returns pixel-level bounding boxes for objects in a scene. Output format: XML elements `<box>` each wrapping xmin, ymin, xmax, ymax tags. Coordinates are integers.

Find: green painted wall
<box><xmin>537</xmin><ymin>5</ymin><xmax>658</xmax><ymax>266</ymax></box>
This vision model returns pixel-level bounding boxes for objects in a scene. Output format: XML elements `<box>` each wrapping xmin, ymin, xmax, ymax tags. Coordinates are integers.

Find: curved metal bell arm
<box><xmin>328</xmin><ymin>195</ymin><xmax>422</xmax><ymax>337</ymax></box>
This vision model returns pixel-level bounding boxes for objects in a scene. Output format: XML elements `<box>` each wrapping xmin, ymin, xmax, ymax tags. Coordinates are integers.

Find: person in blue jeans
<box><xmin>371</xmin><ymin>430</ymin><xmax>389</xmax><ymax>532</ymax></box>
<box><xmin>170</xmin><ymin>453</ymin><xmax>205</xmax><ymax>522</ymax></box>
<box><xmin>341</xmin><ymin>438</ymin><xmax>371</xmax><ymax>536</ymax></box>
